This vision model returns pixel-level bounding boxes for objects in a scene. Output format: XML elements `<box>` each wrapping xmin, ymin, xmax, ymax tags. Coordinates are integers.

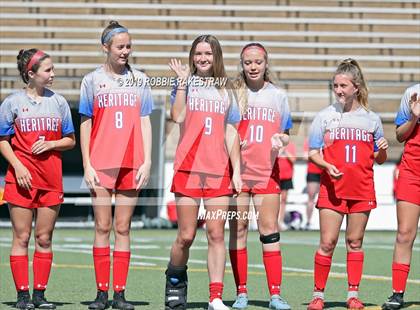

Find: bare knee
<box><xmin>346</xmin><ymin>237</ymin><xmax>363</xmax><ymax>252</ymax></box>
<box><xmin>319</xmin><ymin>239</ymin><xmax>337</xmax><ymax>255</ymax></box>
<box><xmin>259</xmin><ymin>221</ymin><xmax>279</xmax><ymax>237</ymax></box>
<box><xmin>114</xmin><ymin>221</ymin><xmax>131</xmax><ymax>238</ymax></box>
<box><xmin>176</xmin><ymin>231</ymin><xmax>196</xmax><ymax>250</ymax></box>
<box><xmin>35</xmin><ymin>231</ymin><xmax>52</xmax><ymax>250</ymax></box>
<box><xmin>13</xmin><ymin>230</ymin><xmax>31</xmax><ymax>249</ymax></box>
<box><xmin>235</xmin><ymin>221</ymin><xmax>249</xmax><ymax>240</ymax></box>
<box><xmin>396</xmin><ymin>227</ymin><xmax>416</xmax><ymax>246</ymax></box>
<box><xmin>95</xmin><ymin>219</ymin><xmax>112</xmax><ymax>237</ymax></box>
<box><xmin>207</xmin><ymin>227</ymin><xmax>225</xmax><ymax>245</ymax></box>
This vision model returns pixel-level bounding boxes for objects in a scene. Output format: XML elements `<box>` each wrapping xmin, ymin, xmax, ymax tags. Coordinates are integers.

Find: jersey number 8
<box><xmin>115</xmin><ymin>111</ymin><xmax>123</xmax><ymax>129</ymax></box>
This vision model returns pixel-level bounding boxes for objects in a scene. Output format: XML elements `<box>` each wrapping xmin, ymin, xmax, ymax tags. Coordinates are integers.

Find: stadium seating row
<box><xmin>1</xmin><ymin>0</ymin><xmax>418</xmax><ymax>160</ymax></box>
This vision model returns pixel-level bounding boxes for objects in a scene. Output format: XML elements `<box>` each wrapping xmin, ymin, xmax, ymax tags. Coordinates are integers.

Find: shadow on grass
<box><xmin>301</xmin><ymin>301</ymin><xmax>377</xmax><ymax>309</ymax></box>
<box><xmin>186</xmin><ymin>301</ymin><xmax>209</xmax><ymax>309</ymax></box>
<box><xmin>247</xmin><ymin>299</ymin><xmax>272</xmax><ymax>308</ymax></box>
<box><xmin>404</xmin><ymin>301</ymin><xmax>420</xmax><ymax>308</ymax></box>
<box><xmin>3</xmin><ymin>301</ymin><xmax>74</xmax><ymax>308</ymax></box>
<box><xmin>81</xmin><ymin>300</ymin><xmax>149</xmax><ymax>307</ymax></box>
<box><xmin>187</xmin><ymin>299</ymin><xmax>294</xmax><ymax>309</ymax></box>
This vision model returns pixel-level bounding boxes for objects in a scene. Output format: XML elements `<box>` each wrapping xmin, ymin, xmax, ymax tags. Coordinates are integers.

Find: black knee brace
<box><xmin>260</xmin><ymin>232</ymin><xmax>280</xmax><ymax>244</ymax></box>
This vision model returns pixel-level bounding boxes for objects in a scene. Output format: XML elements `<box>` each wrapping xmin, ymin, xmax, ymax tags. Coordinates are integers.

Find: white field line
<box><xmin>54</xmin><ymin>243</ymin><xmax>160</xmax><ymax>250</ymax></box>
<box><xmin>63</xmin><ymin>237</ymin><xmax>84</xmax><ymax>242</ymax></box>
<box><xmin>332</xmin><ymin>263</ymin><xmax>346</xmax><ymax>268</ymax></box>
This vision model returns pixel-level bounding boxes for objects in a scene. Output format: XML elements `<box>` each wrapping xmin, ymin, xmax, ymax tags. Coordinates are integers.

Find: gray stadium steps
<box><xmin>0</xmin><ymin>0</ymin><xmax>417</xmax><ymax>161</ymax></box>
<box><xmin>1</xmin><ymin>1</ymin><xmax>418</xmax><ymax>17</ymax></box>
<box><xmin>1</xmin><ymin>12</ymin><xmax>418</xmax><ymax>27</ymax></box>
<box><xmin>1</xmin><ymin>26</ymin><xmax>418</xmax><ymax>44</ymax></box>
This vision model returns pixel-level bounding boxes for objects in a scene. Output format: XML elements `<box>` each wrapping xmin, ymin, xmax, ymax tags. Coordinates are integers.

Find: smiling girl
<box><xmin>164</xmin><ymin>35</ymin><xmax>241</xmax><ymax>310</ymax></box>
<box><xmin>306</xmin><ymin>59</ymin><xmax>388</xmax><ymax>310</ymax></box>
<box><xmin>79</xmin><ymin>21</ymin><xmax>153</xmax><ymax>310</ymax></box>
<box><xmin>228</xmin><ymin>43</ymin><xmax>292</xmax><ymax>310</ymax></box>
<box><xmin>0</xmin><ymin>49</ymin><xmax>75</xmax><ymax>309</ymax></box>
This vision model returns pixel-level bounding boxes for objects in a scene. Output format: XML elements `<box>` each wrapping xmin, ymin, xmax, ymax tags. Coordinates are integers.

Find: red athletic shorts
<box><xmin>241</xmin><ymin>177</ymin><xmax>280</xmax><ymax>195</ymax></box>
<box><xmin>395</xmin><ymin>172</ymin><xmax>420</xmax><ymax>205</ymax></box>
<box><xmin>96</xmin><ymin>168</ymin><xmax>138</xmax><ymax>190</ymax></box>
<box><xmin>3</xmin><ymin>182</ymin><xmax>63</xmax><ymax>208</ymax></box>
<box><xmin>317</xmin><ymin>192</ymin><xmax>376</xmax><ymax>214</ymax></box>
<box><xmin>171</xmin><ymin>170</ymin><xmax>233</xmax><ymax>198</ymax></box>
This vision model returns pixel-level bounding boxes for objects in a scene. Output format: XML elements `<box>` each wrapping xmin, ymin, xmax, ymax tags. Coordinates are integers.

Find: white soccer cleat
<box><xmin>208</xmin><ymin>298</ymin><xmax>230</xmax><ymax>310</ymax></box>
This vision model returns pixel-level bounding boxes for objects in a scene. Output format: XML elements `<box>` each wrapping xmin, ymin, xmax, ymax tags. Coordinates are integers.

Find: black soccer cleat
<box><xmin>111</xmin><ymin>291</ymin><xmax>134</xmax><ymax>310</ymax></box>
<box><xmin>382</xmin><ymin>293</ymin><xmax>404</xmax><ymax>310</ymax></box>
<box><xmin>164</xmin><ymin>264</ymin><xmax>188</xmax><ymax>310</ymax></box>
<box><xmin>16</xmin><ymin>291</ymin><xmax>35</xmax><ymax>310</ymax></box>
<box><xmin>32</xmin><ymin>289</ymin><xmax>56</xmax><ymax>309</ymax></box>
<box><xmin>88</xmin><ymin>290</ymin><xmax>109</xmax><ymax>310</ymax></box>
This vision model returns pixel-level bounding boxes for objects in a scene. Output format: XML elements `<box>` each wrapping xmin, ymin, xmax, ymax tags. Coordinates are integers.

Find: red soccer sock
<box><xmin>314</xmin><ymin>252</ymin><xmax>332</xmax><ymax>292</ymax></box>
<box><xmin>93</xmin><ymin>247</ymin><xmax>110</xmax><ymax>291</ymax></box>
<box><xmin>347</xmin><ymin>251</ymin><xmax>364</xmax><ymax>291</ymax></box>
<box><xmin>33</xmin><ymin>251</ymin><xmax>53</xmax><ymax>290</ymax></box>
<box><xmin>263</xmin><ymin>250</ymin><xmax>282</xmax><ymax>296</ymax></box>
<box><xmin>229</xmin><ymin>248</ymin><xmax>248</xmax><ymax>295</ymax></box>
<box><xmin>392</xmin><ymin>262</ymin><xmax>410</xmax><ymax>293</ymax></box>
<box><xmin>10</xmin><ymin>255</ymin><xmax>29</xmax><ymax>291</ymax></box>
<box><xmin>209</xmin><ymin>282</ymin><xmax>224</xmax><ymax>302</ymax></box>
<box><xmin>113</xmin><ymin>251</ymin><xmax>131</xmax><ymax>292</ymax></box>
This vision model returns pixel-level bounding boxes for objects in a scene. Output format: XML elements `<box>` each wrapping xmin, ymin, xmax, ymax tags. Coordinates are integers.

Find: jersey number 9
<box><xmin>204</xmin><ymin>117</ymin><xmax>212</xmax><ymax>135</ymax></box>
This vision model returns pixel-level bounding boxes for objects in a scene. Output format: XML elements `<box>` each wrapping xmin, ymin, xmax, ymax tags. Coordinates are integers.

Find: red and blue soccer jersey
<box><xmin>309</xmin><ymin>103</ymin><xmax>384</xmax><ymax>200</ymax></box>
<box><xmin>395</xmin><ymin>83</ymin><xmax>420</xmax><ymax>181</ymax></box>
<box><xmin>0</xmin><ymin>89</ymin><xmax>74</xmax><ymax>192</ymax></box>
<box><xmin>171</xmin><ymin>77</ymin><xmax>240</xmax><ymax>176</ymax></box>
<box><xmin>237</xmin><ymin>83</ymin><xmax>292</xmax><ymax>182</ymax></box>
<box><xmin>79</xmin><ymin>66</ymin><xmax>154</xmax><ymax>171</ymax></box>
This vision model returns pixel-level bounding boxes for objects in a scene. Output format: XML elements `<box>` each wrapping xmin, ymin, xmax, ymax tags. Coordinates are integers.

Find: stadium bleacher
<box><xmin>1</xmin><ymin>0</ymin><xmax>419</xmax><ymax>160</ymax></box>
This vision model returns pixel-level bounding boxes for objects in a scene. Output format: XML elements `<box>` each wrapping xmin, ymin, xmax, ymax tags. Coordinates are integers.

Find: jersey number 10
<box><xmin>249</xmin><ymin>125</ymin><xmax>264</xmax><ymax>143</ymax></box>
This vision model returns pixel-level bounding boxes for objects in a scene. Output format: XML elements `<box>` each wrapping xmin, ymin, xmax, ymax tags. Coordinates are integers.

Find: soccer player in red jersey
<box><xmin>0</xmin><ymin>49</ymin><xmax>75</xmax><ymax>309</ymax></box>
<box><xmin>306</xmin><ymin>59</ymin><xmax>388</xmax><ymax>310</ymax></box>
<box><xmin>228</xmin><ymin>43</ymin><xmax>292</xmax><ymax>310</ymax></box>
<box><xmin>164</xmin><ymin>35</ymin><xmax>241</xmax><ymax>310</ymax></box>
<box><xmin>382</xmin><ymin>84</ymin><xmax>419</xmax><ymax>310</ymax></box>
<box><xmin>79</xmin><ymin>21</ymin><xmax>153</xmax><ymax>310</ymax></box>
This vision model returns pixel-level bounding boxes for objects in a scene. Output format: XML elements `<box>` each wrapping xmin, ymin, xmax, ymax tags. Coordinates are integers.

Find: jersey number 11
<box><xmin>345</xmin><ymin>144</ymin><xmax>357</xmax><ymax>163</ymax></box>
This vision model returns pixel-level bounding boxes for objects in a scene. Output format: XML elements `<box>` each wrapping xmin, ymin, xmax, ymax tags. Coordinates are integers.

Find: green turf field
<box><xmin>0</xmin><ymin>229</ymin><xmax>419</xmax><ymax>310</ymax></box>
